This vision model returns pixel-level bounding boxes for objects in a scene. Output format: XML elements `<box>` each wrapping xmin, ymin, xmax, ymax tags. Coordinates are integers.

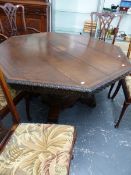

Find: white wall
<box><xmin>119</xmin><ymin>14</ymin><xmax>131</xmax><ymax>35</ymax></box>
<box><xmin>52</xmin><ymin>0</ymin><xmax>131</xmax><ymax>35</ymax></box>
<box><xmin>52</xmin><ymin>0</ymin><xmax>100</xmax><ymax>33</ymax></box>
<box><xmin>54</xmin><ymin>0</ymin><xmax>99</xmax><ymax>12</ymax></box>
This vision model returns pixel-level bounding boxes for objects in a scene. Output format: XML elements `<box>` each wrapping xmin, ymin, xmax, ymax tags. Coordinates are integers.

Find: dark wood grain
<box><xmin>0</xmin><ymin>32</ymin><xmax>130</xmax><ymax>95</ymax></box>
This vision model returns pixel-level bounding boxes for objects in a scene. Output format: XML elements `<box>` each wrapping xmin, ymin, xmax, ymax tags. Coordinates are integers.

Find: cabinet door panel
<box><xmin>26</xmin><ymin>16</ymin><xmax>47</xmax><ymax>32</ymax></box>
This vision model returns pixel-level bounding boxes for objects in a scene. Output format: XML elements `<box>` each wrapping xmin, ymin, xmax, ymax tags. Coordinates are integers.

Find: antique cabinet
<box><xmin>0</xmin><ymin>0</ymin><xmax>50</xmax><ymax>33</ymax></box>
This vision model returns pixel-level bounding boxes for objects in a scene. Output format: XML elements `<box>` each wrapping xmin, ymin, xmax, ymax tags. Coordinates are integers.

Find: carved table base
<box><xmin>42</xmin><ymin>94</ymin><xmax>96</xmax><ymax>123</ymax></box>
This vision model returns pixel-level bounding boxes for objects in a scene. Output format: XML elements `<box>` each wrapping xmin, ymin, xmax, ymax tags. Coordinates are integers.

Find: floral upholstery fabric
<box><xmin>125</xmin><ymin>75</ymin><xmax>131</xmax><ymax>97</ymax></box>
<box><xmin>0</xmin><ymin>123</ymin><xmax>75</xmax><ymax>175</ymax></box>
<box><xmin>0</xmin><ymin>85</ymin><xmax>17</xmax><ymax>110</ymax></box>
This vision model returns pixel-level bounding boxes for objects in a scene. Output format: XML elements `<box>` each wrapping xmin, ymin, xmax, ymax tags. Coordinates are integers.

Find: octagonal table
<box><xmin>0</xmin><ymin>32</ymin><xmax>131</xmax><ymax>122</ymax></box>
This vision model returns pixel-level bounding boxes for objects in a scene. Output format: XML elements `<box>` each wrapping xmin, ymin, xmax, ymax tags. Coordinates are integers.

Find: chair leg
<box><xmin>108</xmin><ymin>83</ymin><xmax>115</xmax><ymax>99</ymax></box>
<box><xmin>25</xmin><ymin>95</ymin><xmax>31</xmax><ymax>121</ymax></box>
<box><xmin>111</xmin><ymin>81</ymin><xmax>122</xmax><ymax>100</ymax></box>
<box><xmin>108</xmin><ymin>81</ymin><xmax>122</xmax><ymax>99</ymax></box>
<box><xmin>115</xmin><ymin>101</ymin><xmax>129</xmax><ymax>128</ymax></box>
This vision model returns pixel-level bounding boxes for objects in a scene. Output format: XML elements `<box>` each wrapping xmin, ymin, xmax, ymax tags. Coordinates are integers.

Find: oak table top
<box><xmin>0</xmin><ymin>32</ymin><xmax>131</xmax><ymax>96</ymax></box>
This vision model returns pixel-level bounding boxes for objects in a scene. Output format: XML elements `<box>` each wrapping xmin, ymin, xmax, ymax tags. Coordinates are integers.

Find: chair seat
<box><xmin>0</xmin><ymin>86</ymin><xmax>18</xmax><ymax>110</ymax></box>
<box><xmin>0</xmin><ymin>123</ymin><xmax>76</xmax><ymax>175</ymax></box>
<box><xmin>125</xmin><ymin>75</ymin><xmax>131</xmax><ymax>97</ymax></box>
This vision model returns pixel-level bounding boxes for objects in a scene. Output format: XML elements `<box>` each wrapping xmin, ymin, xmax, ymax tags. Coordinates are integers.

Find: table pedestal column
<box><xmin>43</xmin><ymin>94</ymin><xmax>96</xmax><ymax>123</ymax></box>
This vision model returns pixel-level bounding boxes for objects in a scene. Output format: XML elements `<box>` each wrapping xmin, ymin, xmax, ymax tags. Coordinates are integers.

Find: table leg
<box><xmin>48</xmin><ymin>103</ymin><xmax>61</xmax><ymax>123</ymax></box>
<box><xmin>43</xmin><ymin>95</ymin><xmax>78</xmax><ymax>123</ymax></box>
<box><xmin>43</xmin><ymin>94</ymin><xmax>96</xmax><ymax>123</ymax></box>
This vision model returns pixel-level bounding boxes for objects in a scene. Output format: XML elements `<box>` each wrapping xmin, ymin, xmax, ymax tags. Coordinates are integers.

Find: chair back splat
<box><xmin>0</xmin><ymin>3</ymin><xmax>26</xmax><ymax>36</ymax></box>
<box><xmin>0</xmin><ymin>3</ymin><xmax>40</xmax><ymax>36</ymax></box>
<box><xmin>90</xmin><ymin>12</ymin><xmax>122</xmax><ymax>44</ymax></box>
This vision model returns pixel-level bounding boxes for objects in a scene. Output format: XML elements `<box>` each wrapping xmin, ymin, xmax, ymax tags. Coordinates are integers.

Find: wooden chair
<box><xmin>0</xmin><ymin>3</ymin><xmax>40</xmax><ymax>36</ymax></box>
<box><xmin>89</xmin><ymin>12</ymin><xmax>122</xmax><ymax>104</ymax></box>
<box><xmin>80</xmin><ymin>12</ymin><xmax>122</xmax><ymax>108</ymax></box>
<box><xmin>108</xmin><ymin>41</ymin><xmax>131</xmax><ymax>99</ymax></box>
<box><xmin>90</xmin><ymin>12</ymin><xmax>122</xmax><ymax>44</ymax></box>
<box><xmin>108</xmin><ymin>41</ymin><xmax>131</xmax><ymax>128</ymax></box>
<box><xmin>90</xmin><ymin>12</ymin><xmax>122</xmax><ymax>99</ymax></box>
<box><xmin>0</xmin><ymin>68</ymin><xmax>76</xmax><ymax>174</ymax></box>
<box><xmin>0</xmin><ymin>27</ymin><xmax>31</xmax><ymax>122</ymax></box>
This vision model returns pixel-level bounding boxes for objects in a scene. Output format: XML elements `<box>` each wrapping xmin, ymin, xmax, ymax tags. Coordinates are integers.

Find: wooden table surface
<box><xmin>0</xmin><ymin>32</ymin><xmax>131</xmax><ymax>96</ymax></box>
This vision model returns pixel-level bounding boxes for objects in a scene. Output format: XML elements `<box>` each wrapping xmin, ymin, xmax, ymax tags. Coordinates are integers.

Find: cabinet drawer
<box><xmin>26</xmin><ymin>17</ymin><xmax>47</xmax><ymax>32</ymax></box>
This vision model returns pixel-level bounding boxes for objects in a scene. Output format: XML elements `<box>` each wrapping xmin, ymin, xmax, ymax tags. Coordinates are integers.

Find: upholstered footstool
<box><xmin>0</xmin><ymin>123</ymin><xmax>76</xmax><ymax>175</ymax></box>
